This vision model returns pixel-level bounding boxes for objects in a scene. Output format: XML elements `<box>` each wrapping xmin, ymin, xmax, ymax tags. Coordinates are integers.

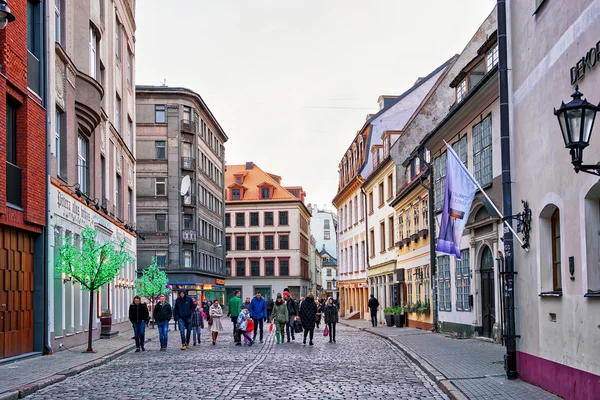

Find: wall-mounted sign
<box><xmin>570</xmin><ymin>40</ymin><xmax>600</xmax><ymax>85</ymax></box>
<box><xmin>203</xmin><ymin>284</ymin><xmax>213</xmax><ymax>290</ymax></box>
<box><xmin>215</xmin><ymin>279</ymin><xmax>226</xmax><ymax>285</ymax></box>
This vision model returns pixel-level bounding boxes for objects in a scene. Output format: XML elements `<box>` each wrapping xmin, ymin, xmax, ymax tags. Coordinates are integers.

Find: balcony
<box><xmin>181</xmin><ymin>157</ymin><xmax>196</xmax><ymax>171</ymax></box>
<box><xmin>182</xmin><ymin>229</ymin><xmax>197</xmax><ymax>243</ymax></box>
<box><xmin>74</xmin><ymin>71</ymin><xmax>104</xmax><ymax>136</ymax></box>
<box><xmin>6</xmin><ymin>162</ymin><xmax>21</xmax><ymax>207</ymax></box>
<box><xmin>182</xmin><ymin>194</ymin><xmax>197</xmax><ymax>207</ymax></box>
<box><xmin>181</xmin><ymin>119</ymin><xmax>197</xmax><ymax>134</ymax></box>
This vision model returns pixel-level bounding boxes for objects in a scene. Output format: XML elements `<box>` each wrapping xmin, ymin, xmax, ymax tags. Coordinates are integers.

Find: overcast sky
<box><xmin>135</xmin><ymin>0</ymin><xmax>496</xmax><ymax>209</ymax></box>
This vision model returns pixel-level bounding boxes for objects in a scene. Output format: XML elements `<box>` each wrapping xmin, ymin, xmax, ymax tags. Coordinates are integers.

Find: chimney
<box><xmin>245</xmin><ymin>162</ymin><xmax>254</xmax><ymax>170</ymax></box>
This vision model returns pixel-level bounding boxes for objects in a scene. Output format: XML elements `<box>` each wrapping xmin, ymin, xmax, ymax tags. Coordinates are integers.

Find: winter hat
<box><xmin>276</xmin><ymin>293</ymin><xmax>282</xmax><ymax>299</ymax></box>
<box><xmin>283</xmin><ymin>291</ymin><xmax>291</xmax><ymax>297</ymax></box>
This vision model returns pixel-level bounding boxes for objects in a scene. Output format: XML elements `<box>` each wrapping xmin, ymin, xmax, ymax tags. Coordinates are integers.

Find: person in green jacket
<box><xmin>228</xmin><ymin>290</ymin><xmax>242</xmax><ymax>343</ymax></box>
<box><xmin>270</xmin><ymin>293</ymin><xmax>289</xmax><ymax>344</ymax></box>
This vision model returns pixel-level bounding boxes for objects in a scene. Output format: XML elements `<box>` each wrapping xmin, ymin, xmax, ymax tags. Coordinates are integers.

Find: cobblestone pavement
<box><xmin>29</xmin><ymin>325</ymin><xmax>449</xmax><ymax>400</ymax></box>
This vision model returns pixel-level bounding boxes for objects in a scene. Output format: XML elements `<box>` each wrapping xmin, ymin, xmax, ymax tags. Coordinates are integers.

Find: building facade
<box><xmin>308</xmin><ymin>235</ymin><xmax>323</xmax><ymax>297</ymax></box>
<box><xmin>224</xmin><ymin>163</ymin><xmax>311</xmax><ymax>304</ymax></box>
<box><xmin>0</xmin><ymin>0</ymin><xmax>47</xmax><ymax>360</ymax></box>
<box><xmin>308</xmin><ymin>204</ymin><xmax>338</xmax><ymax>256</ymax></box>
<box><xmin>46</xmin><ymin>0</ymin><xmax>137</xmax><ymax>351</ymax></box>
<box><xmin>509</xmin><ymin>0</ymin><xmax>600</xmax><ymax>397</ymax></box>
<box><xmin>320</xmin><ymin>248</ymin><xmax>338</xmax><ymax>299</ymax></box>
<box><xmin>135</xmin><ymin>86</ymin><xmax>228</xmax><ymax>305</ymax></box>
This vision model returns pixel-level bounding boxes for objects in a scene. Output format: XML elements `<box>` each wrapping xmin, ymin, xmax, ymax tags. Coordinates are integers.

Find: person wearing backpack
<box><xmin>235</xmin><ymin>309</ymin><xmax>254</xmax><ymax>346</ymax></box>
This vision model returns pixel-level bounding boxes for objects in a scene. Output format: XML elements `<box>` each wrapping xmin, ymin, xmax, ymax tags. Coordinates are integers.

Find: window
<box><xmin>265</xmin><ymin>260</ymin><xmax>274</xmax><ymax>276</ymax></box>
<box><xmin>388</xmin><ymin>216</ymin><xmax>394</xmax><ymax>247</ymax></box>
<box><xmin>114</xmin><ymin>21</ymin><xmax>121</xmax><ymax>59</ymax></box>
<box><xmin>225</xmin><ymin>261</ymin><xmax>231</xmax><ymax>276</ymax></box>
<box><xmin>452</xmin><ymin>136</ymin><xmax>468</xmax><ymax>167</ymax></box>
<box><xmin>27</xmin><ymin>0</ymin><xmax>43</xmax><ymax>95</ymax></box>
<box><xmin>236</xmin><ymin>213</ymin><xmax>245</xmax><ymax>227</ymax></box>
<box><xmin>236</xmin><ymin>236</ymin><xmax>245</xmax><ymax>251</ymax></box>
<box><xmin>56</xmin><ymin>109</ymin><xmax>66</xmax><ymax>178</ymax></box>
<box><xmin>413</xmin><ymin>203</ymin><xmax>420</xmax><ymax>233</ymax></box>
<box><xmin>128</xmin><ymin>189</ymin><xmax>133</xmax><ymax>222</ymax></box>
<box><xmin>473</xmin><ymin>115</ymin><xmax>493</xmax><ymax>187</ymax></box>
<box><xmin>378</xmin><ymin>184</ymin><xmax>384</xmax><ymax>207</ymax></box>
<box><xmin>456</xmin><ymin>250</ymin><xmax>471</xmax><ymax>311</ymax></box>
<box><xmin>406</xmin><ymin>209</ymin><xmax>411</xmax><ymax>237</ymax></box>
<box><xmin>155</xmin><ymin>178</ymin><xmax>166</xmax><ymax>196</ymax></box>
<box><xmin>250</xmin><ymin>212</ymin><xmax>259</xmax><ymax>226</ymax></box>
<box><xmin>100</xmin><ymin>156</ymin><xmax>106</xmax><ymax>203</ymax></box>
<box><xmin>398</xmin><ymin>215</ymin><xmax>404</xmax><ymax>240</ymax></box>
<box><xmin>156</xmin><ymin>252</ymin><xmax>166</xmax><ymax>268</ymax></box>
<box><xmin>279</xmin><ymin>211</ymin><xmax>288</xmax><ymax>225</ymax></box>
<box><xmin>225</xmin><ymin>213</ymin><xmax>231</xmax><ymax>227</ymax></box>
<box><xmin>422</xmin><ymin>198</ymin><xmax>429</xmax><ymax>229</ymax></box>
<box><xmin>434</xmin><ymin>152</ymin><xmax>448</xmax><ymax>211</ymax></box>
<box><xmin>437</xmin><ymin>256</ymin><xmax>451</xmax><ymax>311</ymax></box>
<box><xmin>348</xmin><ymin>200</ymin><xmax>353</xmax><ymax>226</ymax></box>
<box><xmin>236</xmin><ymin>261</ymin><xmax>245</xmax><ymax>277</ymax></box>
<box><xmin>552</xmin><ymin>209</ymin><xmax>562</xmax><ymax>291</ymax></box>
<box><xmin>250</xmin><ymin>236</ymin><xmax>259</xmax><ymax>251</ymax></box>
<box><xmin>279</xmin><ymin>260</ymin><xmax>289</xmax><ymax>276</ymax></box>
<box><xmin>327</xmin><ymin>282</ymin><xmax>332</xmax><ymax>290</ymax></box>
<box><xmin>184</xmin><ymin>251</ymin><xmax>192</xmax><ymax>268</ymax></box>
<box><xmin>77</xmin><ymin>135</ymin><xmax>89</xmax><ymax>194</ymax></box>
<box><xmin>115</xmin><ymin>94</ymin><xmax>122</xmax><ymax>132</ymax></box>
<box><xmin>155</xmin><ymin>141</ymin><xmax>166</xmax><ymax>159</ymax></box>
<box><xmin>265</xmin><ymin>235</ymin><xmax>274</xmax><ymax>250</ymax></box>
<box><xmin>225</xmin><ymin>236</ymin><xmax>231</xmax><ymax>251</ymax></box>
<box><xmin>89</xmin><ymin>27</ymin><xmax>97</xmax><ymax>79</ymax></box>
<box><xmin>6</xmin><ymin>100</ymin><xmax>20</xmax><ymax>207</ymax></box>
<box><xmin>324</xmin><ymin>219</ymin><xmax>330</xmax><ymax>229</ymax></box>
<box><xmin>387</xmin><ymin>174</ymin><xmax>393</xmax><ymax>199</ymax></box>
<box><xmin>369</xmin><ymin>229</ymin><xmax>375</xmax><ymax>256</ymax></box>
<box><xmin>115</xmin><ymin>175</ymin><xmax>121</xmax><ymax>219</ymax></box>
<box><xmin>324</xmin><ymin>231</ymin><xmax>330</xmax><ymax>240</ymax></box>
<box><xmin>369</xmin><ymin>192</ymin><xmax>374</xmax><ymax>214</ymax></box>
<box><xmin>327</xmin><ymin>269</ymin><xmax>332</xmax><ymax>277</ymax></box>
<box><xmin>183</xmin><ymin>214</ymin><xmax>192</xmax><ymax>230</ymax></box>
<box><xmin>155</xmin><ymin>105</ymin><xmax>166</xmax><ymax>123</ymax></box>
<box><xmin>261</xmin><ymin>188</ymin><xmax>270</xmax><ymax>199</ymax></box>
<box><xmin>231</xmin><ymin>189</ymin><xmax>241</xmax><ymax>200</ymax></box>
<box><xmin>127</xmin><ymin>51</ymin><xmax>132</xmax><ymax>85</ymax></box>
<box><xmin>264</xmin><ymin>212</ymin><xmax>274</xmax><ymax>226</ymax></box>
<box><xmin>279</xmin><ymin>235</ymin><xmax>289</xmax><ymax>250</ymax></box>
<box><xmin>155</xmin><ymin>214</ymin><xmax>166</xmax><ymax>232</ymax></box>
<box><xmin>380</xmin><ymin>222</ymin><xmax>385</xmax><ymax>252</ymax></box>
<box><xmin>127</xmin><ymin>118</ymin><xmax>133</xmax><ymax>149</ymax></box>
<box><xmin>251</xmin><ymin>261</ymin><xmax>260</xmax><ymax>276</ymax></box>
<box><xmin>486</xmin><ymin>44</ymin><xmax>499</xmax><ymax>71</ymax></box>
<box><xmin>183</xmin><ymin>106</ymin><xmax>191</xmax><ymax>122</ymax></box>
<box><xmin>55</xmin><ymin>0</ymin><xmax>64</xmax><ymax>45</ymax></box>
<box><xmin>456</xmin><ymin>79</ymin><xmax>467</xmax><ymax>103</ymax></box>
<box><xmin>407</xmin><ymin>268</ymin><xmax>413</xmax><ymax>305</ymax></box>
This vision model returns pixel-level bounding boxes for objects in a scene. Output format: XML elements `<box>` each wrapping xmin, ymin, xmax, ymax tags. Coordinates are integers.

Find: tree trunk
<box><xmin>86</xmin><ymin>289</ymin><xmax>95</xmax><ymax>352</ymax></box>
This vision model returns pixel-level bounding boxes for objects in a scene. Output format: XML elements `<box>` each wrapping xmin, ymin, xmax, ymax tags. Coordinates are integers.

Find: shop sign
<box><xmin>357</xmin><ymin>283</ymin><xmax>368</xmax><ymax>288</ymax></box>
<box><xmin>570</xmin><ymin>40</ymin><xmax>600</xmax><ymax>85</ymax></box>
<box><xmin>215</xmin><ymin>279</ymin><xmax>226</xmax><ymax>285</ymax></box>
<box><xmin>203</xmin><ymin>284</ymin><xmax>213</xmax><ymax>290</ymax></box>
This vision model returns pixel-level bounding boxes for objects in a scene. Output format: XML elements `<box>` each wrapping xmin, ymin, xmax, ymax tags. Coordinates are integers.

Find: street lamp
<box><xmin>555</xmin><ymin>85</ymin><xmax>600</xmax><ymax>176</ymax></box>
<box><xmin>0</xmin><ymin>1</ymin><xmax>15</xmax><ymax>30</ymax></box>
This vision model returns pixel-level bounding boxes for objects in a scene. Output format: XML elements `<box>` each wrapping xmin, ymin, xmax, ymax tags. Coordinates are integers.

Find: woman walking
<box><xmin>129</xmin><ymin>295</ymin><xmax>149</xmax><ymax>352</ymax></box>
<box><xmin>299</xmin><ymin>293</ymin><xmax>318</xmax><ymax>345</ymax></box>
<box><xmin>270</xmin><ymin>293</ymin><xmax>289</xmax><ymax>344</ymax></box>
<box><xmin>324</xmin><ymin>297</ymin><xmax>338</xmax><ymax>343</ymax></box>
<box><xmin>209</xmin><ymin>299</ymin><xmax>224</xmax><ymax>345</ymax></box>
<box><xmin>191</xmin><ymin>303</ymin><xmax>204</xmax><ymax>346</ymax></box>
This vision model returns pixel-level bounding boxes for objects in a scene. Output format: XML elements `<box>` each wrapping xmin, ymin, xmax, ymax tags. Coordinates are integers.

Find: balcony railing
<box><xmin>181</xmin><ymin>119</ymin><xmax>197</xmax><ymax>134</ymax></box>
<box><xmin>6</xmin><ymin>162</ymin><xmax>21</xmax><ymax>207</ymax></box>
<box><xmin>181</xmin><ymin>157</ymin><xmax>196</xmax><ymax>170</ymax></box>
<box><xmin>182</xmin><ymin>195</ymin><xmax>197</xmax><ymax>206</ymax></box>
<box><xmin>182</xmin><ymin>229</ymin><xmax>197</xmax><ymax>243</ymax></box>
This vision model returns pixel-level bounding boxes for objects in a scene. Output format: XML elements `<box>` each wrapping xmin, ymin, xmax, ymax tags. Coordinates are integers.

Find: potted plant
<box><xmin>384</xmin><ymin>307</ymin><xmax>395</xmax><ymax>327</ymax></box>
<box><xmin>393</xmin><ymin>306</ymin><xmax>404</xmax><ymax>327</ymax></box>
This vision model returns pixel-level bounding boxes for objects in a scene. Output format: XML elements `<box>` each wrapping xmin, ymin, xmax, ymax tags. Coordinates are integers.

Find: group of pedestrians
<box><xmin>129</xmin><ymin>287</ymin><xmax>340</xmax><ymax>352</ymax></box>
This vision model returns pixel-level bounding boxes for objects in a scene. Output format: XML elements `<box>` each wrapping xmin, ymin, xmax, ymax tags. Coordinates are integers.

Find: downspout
<box><xmin>418</xmin><ymin>167</ymin><xmax>437</xmax><ymax>332</ymax></box>
<box><xmin>360</xmin><ymin>186</ymin><xmax>370</xmax><ymax>319</ymax></box>
<box><xmin>43</xmin><ymin>0</ymin><xmax>52</xmax><ymax>355</ymax></box>
<box><xmin>498</xmin><ymin>0</ymin><xmax>518</xmax><ymax>379</ymax></box>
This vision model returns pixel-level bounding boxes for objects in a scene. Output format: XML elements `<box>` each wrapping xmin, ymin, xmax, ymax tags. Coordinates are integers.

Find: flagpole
<box><xmin>443</xmin><ymin>142</ymin><xmax>525</xmax><ymax>249</ymax></box>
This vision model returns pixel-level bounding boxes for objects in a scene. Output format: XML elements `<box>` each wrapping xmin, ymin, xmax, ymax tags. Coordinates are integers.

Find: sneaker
<box><xmin>309</xmin><ymin>341</ymin><xmax>314</xmax><ymax>346</ymax></box>
<box><xmin>235</xmin><ymin>342</ymin><xmax>242</xmax><ymax>346</ymax></box>
<box><xmin>193</xmin><ymin>342</ymin><xmax>196</xmax><ymax>346</ymax></box>
<box><xmin>135</xmin><ymin>348</ymin><xmax>140</xmax><ymax>352</ymax></box>
<box><xmin>259</xmin><ymin>340</ymin><xmax>263</xmax><ymax>344</ymax></box>
<box><xmin>141</xmin><ymin>347</ymin><xmax>145</xmax><ymax>352</ymax></box>
<box><xmin>248</xmin><ymin>341</ymin><xmax>254</xmax><ymax>347</ymax></box>
<box><xmin>181</xmin><ymin>344</ymin><xmax>187</xmax><ymax>350</ymax></box>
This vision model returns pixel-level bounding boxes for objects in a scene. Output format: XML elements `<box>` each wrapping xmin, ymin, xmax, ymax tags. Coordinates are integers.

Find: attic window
<box><xmin>236</xmin><ymin>177</ymin><xmax>243</xmax><ymax>184</ymax></box>
<box><xmin>261</xmin><ymin>188</ymin><xmax>271</xmax><ymax>199</ymax></box>
<box><xmin>456</xmin><ymin>79</ymin><xmax>467</xmax><ymax>103</ymax></box>
<box><xmin>486</xmin><ymin>44</ymin><xmax>499</xmax><ymax>71</ymax></box>
<box><xmin>232</xmin><ymin>188</ymin><xmax>241</xmax><ymax>200</ymax></box>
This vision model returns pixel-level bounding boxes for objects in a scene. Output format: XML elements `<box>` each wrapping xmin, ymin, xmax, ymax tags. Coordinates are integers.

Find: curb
<box><xmin>0</xmin><ymin>335</ymin><xmax>155</xmax><ymax>399</ymax></box>
<box><xmin>341</xmin><ymin>322</ymin><xmax>468</xmax><ymax>400</ymax></box>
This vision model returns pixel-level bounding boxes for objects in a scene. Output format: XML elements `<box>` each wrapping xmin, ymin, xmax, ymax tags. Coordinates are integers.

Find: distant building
<box><xmin>320</xmin><ymin>248</ymin><xmax>338</xmax><ymax>300</ymax></box>
<box><xmin>308</xmin><ymin>204</ymin><xmax>338</xmax><ymax>256</ymax></box>
<box><xmin>309</xmin><ymin>236</ymin><xmax>323</xmax><ymax>297</ymax></box>
<box><xmin>224</xmin><ymin>162</ymin><xmax>311</xmax><ymax>303</ymax></box>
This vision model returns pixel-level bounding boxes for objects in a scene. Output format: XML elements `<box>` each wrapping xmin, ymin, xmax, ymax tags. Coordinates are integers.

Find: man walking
<box><xmin>241</xmin><ymin>297</ymin><xmax>251</xmax><ymax>310</ymax></box>
<box><xmin>173</xmin><ymin>288</ymin><xmax>195</xmax><ymax>350</ymax></box>
<box><xmin>249</xmin><ymin>291</ymin><xmax>267</xmax><ymax>343</ymax></box>
<box><xmin>368</xmin><ymin>294</ymin><xmax>380</xmax><ymax>327</ymax></box>
<box><xmin>153</xmin><ymin>294</ymin><xmax>172</xmax><ymax>351</ymax></box>
<box><xmin>283</xmin><ymin>291</ymin><xmax>298</xmax><ymax>342</ymax></box>
<box><xmin>228</xmin><ymin>290</ymin><xmax>242</xmax><ymax>343</ymax></box>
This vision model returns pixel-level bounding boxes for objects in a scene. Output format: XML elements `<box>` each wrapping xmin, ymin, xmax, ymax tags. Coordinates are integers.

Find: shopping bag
<box><xmin>269</xmin><ymin>323</ymin><xmax>274</xmax><ymax>332</ymax></box>
<box><xmin>293</xmin><ymin>320</ymin><xmax>303</xmax><ymax>333</ymax></box>
<box><xmin>246</xmin><ymin>318</ymin><xmax>254</xmax><ymax>332</ymax></box>
<box><xmin>323</xmin><ymin>326</ymin><xmax>329</xmax><ymax>336</ymax></box>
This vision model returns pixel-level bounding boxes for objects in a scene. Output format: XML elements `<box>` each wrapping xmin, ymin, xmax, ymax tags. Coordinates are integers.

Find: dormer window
<box><xmin>261</xmin><ymin>188</ymin><xmax>271</xmax><ymax>199</ymax></box>
<box><xmin>486</xmin><ymin>44</ymin><xmax>498</xmax><ymax>71</ymax></box>
<box><xmin>456</xmin><ymin>79</ymin><xmax>467</xmax><ymax>103</ymax></box>
<box><xmin>236</xmin><ymin>177</ymin><xmax>243</xmax><ymax>184</ymax></box>
<box><xmin>232</xmin><ymin>188</ymin><xmax>241</xmax><ymax>200</ymax></box>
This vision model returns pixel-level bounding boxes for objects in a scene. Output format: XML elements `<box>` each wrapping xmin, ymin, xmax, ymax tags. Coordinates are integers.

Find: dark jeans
<box><xmin>157</xmin><ymin>321</ymin><xmax>169</xmax><ymax>347</ymax></box>
<box><xmin>303</xmin><ymin>328</ymin><xmax>314</xmax><ymax>342</ymax></box>
<box><xmin>177</xmin><ymin>318</ymin><xmax>192</xmax><ymax>345</ymax></box>
<box><xmin>328</xmin><ymin>323</ymin><xmax>336</xmax><ymax>341</ymax></box>
<box><xmin>237</xmin><ymin>329</ymin><xmax>253</xmax><ymax>343</ymax></box>
<box><xmin>370</xmin><ymin>309</ymin><xmax>377</xmax><ymax>326</ymax></box>
<box><xmin>252</xmin><ymin>317</ymin><xmax>264</xmax><ymax>341</ymax></box>
<box><xmin>132</xmin><ymin>322</ymin><xmax>145</xmax><ymax>348</ymax></box>
<box><xmin>286</xmin><ymin>316</ymin><xmax>296</xmax><ymax>340</ymax></box>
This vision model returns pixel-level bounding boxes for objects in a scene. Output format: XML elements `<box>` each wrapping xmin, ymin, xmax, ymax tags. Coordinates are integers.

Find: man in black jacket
<box><xmin>368</xmin><ymin>294</ymin><xmax>380</xmax><ymax>327</ymax></box>
<box><xmin>153</xmin><ymin>294</ymin><xmax>172</xmax><ymax>351</ymax></box>
<box><xmin>283</xmin><ymin>291</ymin><xmax>298</xmax><ymax>342</ymax></box>
<box><xmin>173</xmin><ymin>289</ymin><xmax>195</xmax><ymax>350</ymax></box>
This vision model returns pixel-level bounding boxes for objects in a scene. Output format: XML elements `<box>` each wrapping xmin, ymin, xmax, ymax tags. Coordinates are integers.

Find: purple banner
<box><xmin>436</xmin><ymin>144</ymin><xmax>478</xmax><ymax>259</ymax></box>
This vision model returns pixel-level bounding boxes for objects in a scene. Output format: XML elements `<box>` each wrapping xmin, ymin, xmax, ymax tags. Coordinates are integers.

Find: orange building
<box><xmin>224</xmin><ymin>162</ymin><xmax>311</xmax><ymax>304</ymax></box>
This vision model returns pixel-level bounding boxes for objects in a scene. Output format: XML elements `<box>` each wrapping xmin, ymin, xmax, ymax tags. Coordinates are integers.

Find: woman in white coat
<box><xmin>209</xmin><ymin>299</ymin><xmax>224</xmax><ymax>345</ymax></box>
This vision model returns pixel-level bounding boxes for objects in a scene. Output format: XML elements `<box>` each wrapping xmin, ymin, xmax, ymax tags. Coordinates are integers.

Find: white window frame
<box><xmin>456</xmin><ymin>79</ymin><xmax>467</xmax><ymax>102</ymax></box>
<box><xmin>55</xmin><ymin>109</ymin><xmax>62</xmax><ymax>176</ymax></box>
<box><xmin>115</xmin><ymin>94</ymin><xmax>121</xmax><ymax>132</ymax></box>
<box><xmin>184</xmin><ymin>251</ymin><xmax>192</xmax><ymax>268</ymax></box>
<box><xmin>486</xmin><ymin>44</ymin><xmax>499</xmax><ymax>71</ymax></box>
<box><xmin>155</xmin><ymin>177</ymin><xmax>166</xmax><ymax>196</ymax></box>
<box><xmin>77</xmin><ymin>135</ymin><xmax>88</xmax><ymax>194</ymax></box>
<box><xmin>437</xmin><ymin>256</ymin><xmax>451</xmax><ymax>311</ymax></box>
<box><xmin>456</xmin><ymin>250</ymin><xmax>471</xmax><ymax>311</ymax></box>
<box><xmin>473</xmin><ymin>115</ymin><xmax>493</xmax><ymax>187</ymax></box>
<box><xmin>89</xmin><ymin>27</ymin><xmax>97</xmax><ymax>79</ymax></box>
<box><xmin>55</xmin><ymin>0</ymin><xmax>62</xmax><ymax>45</ymax></box>
<box><xmin>156</xmin><ymin>252</ymin><xmax>167</xmax><ymax>268</ymax></box>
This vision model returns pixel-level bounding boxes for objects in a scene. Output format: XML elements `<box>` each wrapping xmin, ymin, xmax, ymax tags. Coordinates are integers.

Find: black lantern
<box><xmin>0</xmin><ymin>1</ymin><xmax>15</xmax><ymax>30</ymax></box>
<box><xmin>554</xmin><ymin>85</ymin><xmax>600</xmax><ymax>176</ymax></box>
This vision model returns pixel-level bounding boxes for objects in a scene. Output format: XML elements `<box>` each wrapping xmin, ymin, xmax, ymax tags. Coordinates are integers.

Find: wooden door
<box><xmin>480</xmin><ymin>246</ymin><xmax>495</xmax><ymax>339</ymax></box>
<box><xmin>0</xmin><ymin>227</ymin><xmax>35</xmax><ymax>359</ymax></box>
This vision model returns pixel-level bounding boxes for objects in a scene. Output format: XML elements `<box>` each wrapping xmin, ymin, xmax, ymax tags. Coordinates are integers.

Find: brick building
<box><xmin>0</xmin><ymin>0</ymin><xmax>47</xmax><ymax>360</ymax></box>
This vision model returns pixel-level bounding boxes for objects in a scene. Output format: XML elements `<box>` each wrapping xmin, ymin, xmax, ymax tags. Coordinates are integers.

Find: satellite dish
<box><xmin>180</xmin><ymin>175</ymin><xmax>191</xmax><ymax>196</ymax></box>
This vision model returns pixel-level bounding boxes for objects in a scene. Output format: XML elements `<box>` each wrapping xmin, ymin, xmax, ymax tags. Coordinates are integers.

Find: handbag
<box><xmin>208</xmin><ymin>317</ymin><xmax>213</xmax><ymax>326</ymax></box>
<box><xmin>293</xmin><ymin>320</ymin><xmax>303</xmax><ymax>333</ymax></box>
<box><xmin>247</xmin><ymin>318</ymin><xmax>255</xmax><ymax>332</ymax></box>
<box><xmin>269</xmin><ymin>323</ymin><xmax>274</xmax><ymax>332</ymax></box>
<box><xmin>323</xmin><ymin>326</ymin><xmax>329</xmax><ymax>336</ymax></box>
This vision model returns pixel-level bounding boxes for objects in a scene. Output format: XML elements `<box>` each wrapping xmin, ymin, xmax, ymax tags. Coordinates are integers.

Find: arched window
<box><xmin>551</xmin><ymin>209</ymin><xmax>562</xmax><ymax>292</ymax></box>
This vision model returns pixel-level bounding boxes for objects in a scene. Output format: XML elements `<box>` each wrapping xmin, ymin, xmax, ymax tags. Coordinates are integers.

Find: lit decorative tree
<box><xmin>136</xmin><ymin>257</ymin><xmax>169</xmax><ymax>327</ymax></box>
<box><xmin>56</xmin><ymin>227</ymin><xmax>133</xmax><ymax>353</ymax></box>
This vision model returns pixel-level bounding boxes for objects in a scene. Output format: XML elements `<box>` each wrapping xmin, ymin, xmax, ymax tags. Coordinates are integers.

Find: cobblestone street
<box><xmin>28</xmin><ymin>325</ymin><xmax>447</xmax><ymax>400</ymax></box>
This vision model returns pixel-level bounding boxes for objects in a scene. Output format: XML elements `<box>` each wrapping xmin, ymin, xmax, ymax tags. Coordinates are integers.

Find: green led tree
<box><xmin>135</xmin><ymin>257</ymin><xmax>169</xmax><ymax>328</ymax></box>
<box><xmin>56</xmin><ymin>227</ymin><xmax>133</xmax><ymax>353</ymax></box>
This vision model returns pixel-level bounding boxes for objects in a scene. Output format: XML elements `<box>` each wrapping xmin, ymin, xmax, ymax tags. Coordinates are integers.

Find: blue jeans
<box><xmin>286</xmin><ymin>316</ymin><xmax>296</xmax><ymax>340</ymax></box>
<box><xmin>192</xmin><ymin>326</ymin><xmax>201</xmax><ymax>344</ymax></box>
<box><xmin>132</xmin><ymin>322</ymin><xmax>146</xmax><ymax>349</ymax></box>
<box><xmin>178</xmin><ymin>318</ymin><xmax>192</xmax><ymax>345</ymax></box>
<box><xmin>252</xmin><ymin>317</ymin><xmax>264</xmax><ymax>341</ymax></box>
<box><xmin>157</xmin><ymin>321</ymin><xmax>169</xmax><ymax>348</ymax></box>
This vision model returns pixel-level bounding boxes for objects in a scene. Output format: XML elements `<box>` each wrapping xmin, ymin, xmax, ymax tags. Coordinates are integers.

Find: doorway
<box><xmin>480</xmin><ymin>246</ymin><xmax>495</xmax><ymax>338</ymax></box>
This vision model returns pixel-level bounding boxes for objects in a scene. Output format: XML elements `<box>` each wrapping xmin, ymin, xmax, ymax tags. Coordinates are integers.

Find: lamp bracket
<box><xmin>501</xmin><ymin>200</ymin><xmax>531</xmax><ymax>250</ymax></box>
<box><xmin>574</xmin><ymin>164</ymin><xmax>600</xmax><ymax>176</ymax></box>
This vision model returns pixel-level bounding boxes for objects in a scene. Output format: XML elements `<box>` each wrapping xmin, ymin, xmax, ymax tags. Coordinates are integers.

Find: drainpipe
<box><xmin>43</xmin><ymin>0</ymin><xmax>52</xmax><ymax>356</ymax></box>
<box><xmin>498</xmin><ymin>0</ymin><xmax>518</xmax><ymax>380</ymax></box>
<box><xmin>418</xmin><ymin>165</ymin><xmax>437</xmax><ymax>332</ymax></box>
<box><xmin>360</xmin><ymin>186</ymin><xmax>370</xmax><ymax>318</ymax></box>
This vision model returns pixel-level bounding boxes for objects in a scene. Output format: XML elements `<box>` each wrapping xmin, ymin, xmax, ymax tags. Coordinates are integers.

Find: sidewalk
<box><xmin>341</xmin><ymin>319</ymin><xmax>561</xmax><ymax>400</ymax></box>
<box><xmin>0</xmin><ymin>328</ymin><xmax>158</xmax><ymax>400</ymax></box>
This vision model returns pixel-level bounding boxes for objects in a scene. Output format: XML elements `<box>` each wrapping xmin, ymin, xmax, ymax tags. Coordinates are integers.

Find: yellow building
<box><xmin>390</xmin><ymin>160</ymin><xmax>433</xmax><ymax>330</ymax></box>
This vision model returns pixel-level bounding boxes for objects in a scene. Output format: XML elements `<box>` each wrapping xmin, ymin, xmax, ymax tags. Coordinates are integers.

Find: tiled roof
<box><xmin>225</xmin><ymin>164</ymin><xmax>302</xmax><ymax>202</ymax></box>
